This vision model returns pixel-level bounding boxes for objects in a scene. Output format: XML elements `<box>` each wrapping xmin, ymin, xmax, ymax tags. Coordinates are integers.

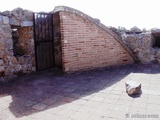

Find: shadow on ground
<box><xmin>0</xmin><ymin>64</ymin><xmax>159</xmax><ymax>118</ymax></box>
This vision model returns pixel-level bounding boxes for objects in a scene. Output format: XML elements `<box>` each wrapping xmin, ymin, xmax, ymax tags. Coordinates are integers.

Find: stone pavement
<box><xmin>0</xmin><ymin>64</ymin><xmax>160</xmax><ymax>120</ymax></box>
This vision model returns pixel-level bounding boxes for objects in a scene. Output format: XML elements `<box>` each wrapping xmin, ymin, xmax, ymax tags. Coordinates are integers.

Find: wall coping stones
<box><xmin>52</xmin><ymin>6</ymin><xmax>135</xmax><ymax>61</ymax></box>
<box><xmin>1</xmin><ymin>8</ymin><xmax>33</xmax><ymax>26</ymax></box>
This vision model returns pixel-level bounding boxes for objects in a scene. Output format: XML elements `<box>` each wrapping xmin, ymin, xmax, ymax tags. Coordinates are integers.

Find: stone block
<box><xmin>0</xmin><ymin>44</ymin><xmax>5</xmax><ymax>50</ymax></box>
<box><xmin>0</xmin><ymin>50</ymin><xmax>4</xmax><ymax>58</ymax></box>
<box><xmin>5</xmin><ymin>49</ymin><xmax>14</xmax><ymax>56</ymax></box>
<box><xmin>21</xmin><ymin>21</ymin><xmax>33</xmax><ymax>26</ymax></box>
<box><xmin>125</xmin><ymin>81</ymin><xmax>141</xmax><ymax>95</ymax></box>
<box><xmin>17</xmin><ymin>57</ymin><xmax>25</xmax><ymax>64</ymax></box>
<box><xmin>23</xmin><ymin>10</ymin><xmax>33</xmax><ymax>20</ymax></box>
<box><xmin>3</xmin><ymin>26</ymin><xmax>12</xmax><ymax>33</ymax></box>
<box><xmin>9</xmin><ymin>17</ymin><xmax>20</xmax><ymax>26</ymax></box>
<box><xmin>0</xmin><ymin>16</ymin><xmax>2</xmax><ymax>26</ymax></box>
<box><xmin>1</xmin><ymin>11</ymin><xmax>11</xmax><ymax>17</ymax></box>
<box><xmin>14</xmin><ymin>64</ymin><xmax>22</xmax><ymax>71</ymax></box>
<box><xmin>11</xmin><ymin>7</ymin><xmax>23</xmax><ymax>17</ymax></box>
<box><xmin>0</xmin><ymin>59</ymin><xmax>4</xmax><ymax>65</ymax></box>
<box><xmin>3</xmin><ymin>32</ymin><xmax>12</xmax><ymax>37</ymax></box>
<box><xmin>130</xmin><ymin>26</ymin><xmax>141</xmax><ymax>33</ymax></box>
<box><xmin>4</xmin><ymin>68</ymin><xmax>12</xmax><ymax>75</ymax></box>
<box><xmin>0</xmin><ymin>66</ymin><xmax>4</xmax><ymax>72</ymax></box>
<box><xmin>2</xmin><ymin>16</ymin><xmax>9</xmax><ymax>24</ymax></box>
<box><xmin>7</xmin><ymin>56</ymin><xmax>17</xmax><ymax>64</ymax></box>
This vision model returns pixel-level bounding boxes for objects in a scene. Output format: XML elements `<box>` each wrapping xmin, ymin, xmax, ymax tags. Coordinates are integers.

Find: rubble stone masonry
<box><xmin>0</xmin><ymin>8</ymin><xmax>35</xmax><ymax>77</ymax></box>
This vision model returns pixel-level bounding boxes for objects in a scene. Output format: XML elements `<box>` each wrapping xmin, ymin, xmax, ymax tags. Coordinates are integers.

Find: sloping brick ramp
<box><xmin>52</xmin><ymin>6</ymin><xmax>135</xmax><ymax>61</ymax></box>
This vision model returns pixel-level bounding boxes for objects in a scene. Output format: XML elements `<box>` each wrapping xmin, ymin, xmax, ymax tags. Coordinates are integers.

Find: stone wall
<box><xmin>0</xmin><ymin>8</ymin><xmax>35</xmax><ymax>77</ymax></box>
<box><xmin>0</xmin><ymin>15</ymin><xmax>12</xmax><ymax>76</ymax></box>
<box><xmin>121</xmin><ymin>32</ymin><xmax>154</xmax><ymax>63</ymax></box>
<box><xmin>3</xmin><ymin>6</ymin><xmax>160</xmax><ymax>78</ymax></box>
<box><xmin>54</xmin><ymin>6</ymin><xmax>134</xmax><ymax>72</ymax></box>
<box><xmin>110</xmin><ymin>26</ymin><xmax>160</xmax><ymax>64</ymax></box>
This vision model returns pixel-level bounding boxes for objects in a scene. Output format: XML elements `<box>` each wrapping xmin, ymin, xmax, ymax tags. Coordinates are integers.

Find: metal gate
<box><xmin>33</xmin><ymin>13</ymin><xmax>54</xmax><ymax>71</ymax></box>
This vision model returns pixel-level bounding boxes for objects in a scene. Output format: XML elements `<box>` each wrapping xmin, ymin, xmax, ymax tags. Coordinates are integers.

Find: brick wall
<box><xmin>59</xmin><ymin>11</ymin><xmax>134</xmax><ymax>72</ymax></box>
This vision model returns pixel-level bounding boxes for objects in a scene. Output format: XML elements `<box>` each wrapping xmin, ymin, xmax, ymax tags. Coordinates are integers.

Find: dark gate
<box><xmin>33</xmin><ymin>13</ymin><xmax>54</xmax><ymax>71</ymax></box>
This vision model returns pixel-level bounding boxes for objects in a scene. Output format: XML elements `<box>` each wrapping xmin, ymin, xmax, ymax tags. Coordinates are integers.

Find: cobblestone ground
<box><xmin>0</xmin><ymin>64</ymin><xmax>160</xmax><ymax>120</ymax></box>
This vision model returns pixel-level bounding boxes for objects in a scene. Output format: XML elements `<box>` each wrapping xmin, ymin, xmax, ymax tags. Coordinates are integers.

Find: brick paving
<box><xmin>0</xmin><ymin>64</ymin><xmax>160</xmax><ymax>120</ymax></box>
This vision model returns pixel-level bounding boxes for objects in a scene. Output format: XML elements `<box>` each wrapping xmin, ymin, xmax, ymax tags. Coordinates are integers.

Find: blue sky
<box><xmin>0</xmin><ymin>0</ymin><xmax>159</xmax><ymax>29</ymax></box>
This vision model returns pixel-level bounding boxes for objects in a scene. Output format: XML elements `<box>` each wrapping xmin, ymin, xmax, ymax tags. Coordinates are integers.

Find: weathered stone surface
<box><xmin>119</xmin><ymin>32</ymin><xmax>158</xmax><ymax>63</ymax></box>
<box><xmin>3</xmin><ymin>32</ymin><xmax>12</xmax><ymax>37</ymax></box>
<box><xmin>1</xmin><ymin>11</ymin><xmax>11</xmax><ymax>17</ymax></box>
<box><xmin>5</xmin><ymin>38</ymin><xmax>13</xmax><ymax>47</ymax></box>
<box><xmin>4</xmin><ymin>67</ymin><xmax>12</xmax><ymax>75</ymax></box>
<box><xmin>2</xmin><ymin>16</ymin><xmax>9</xmax><ymax>24</ymax></box>
<box><xmin>5</xmin><ymin>49</ymin><xmax>14</xmax><ymax>56</ymax></box>
<box><xmin>9</xmin><ymin>17</ymin><xmax>20</xmax><ymax>26</ymax></box>
<box><xmin>125</xmin><ymin>81</ymin><xmax>141</xmax><ymax>95</ymax></box>
<box><xmin>0</xmin><ymin>7</ymin><xmax>35</xmax><ymax>78</ymax></box>
<box><xmin>0</xmin><ymin>50</ymin><xmax>4</xmax><ymax>58</ymax></box>
<box><xmin>0</xmin><ymin>43</ymin><xmax>5</xmax><ymax>50</ymax></box>
<box><xmin>125</xmin><ymin>35</ymin><xmax>138</xmax><ymax>49</ymax></box>
<box><xmin>14</xmin><ymin>64</ymin><xmax>22</xmax><ymax>71</ymax></box>
<box><xmin>11</xmin><ymin>8</ymin><xmax>26</xmax><ymax>20</ymax></box>
<box><xmin>21</xmin><ymin>21</ymin><xmax>33</xmax><ymax>26</ymax></box>
<box><xmin>151</xmin><ymin>28</ymin><xmax>160</xmax><ymax>33</ymax></box>
<box><xmin>0</xmin><ymin>16</ymin><xmax>3</xmax><ymax>26</ymax></box>
<box><xmin>9</xmin><ymin>8</ymin><xmax>33</xmax><ymax>26</ymax></box>
<box><xmin>142</xmin><ymin>32</ymin><xmax>153</xmax><ymax>48</ymax></box>
<box><xmin>110</xmin><ymin>26</ymin><xmax>160</xmax><ymax>64</ymax></box>
<box><xmin>0</xmin><ymin>66</ymin><xmax>4</xmax><ymax>72</ymax></box>
<box><xmin>130</xmin><ymin>26</ymin><xmax>141</xmax><ymax>33</ymax></box>
<box><xmin>23</xmin><ymin>10</ymin><xmax>33</xmax><ymax>21</ymax></box>
<box><xmin>17</xmin><ymin>57</ymin><xmax>26</xmax><ymax>64</ymax></box>
<box><xmin>0</xmin><ymin>59</ymin><xmax>4</xmax><ymax>65</ymax></box>
<box><xmin>2</xmin><ymin>26</ymin><xmax>12</xmax><ymax>33</ymax></box>
<box><xmin>7</xmin><ymin>56</ymin><xmax>18</xmax><ymax>64</ymax></box>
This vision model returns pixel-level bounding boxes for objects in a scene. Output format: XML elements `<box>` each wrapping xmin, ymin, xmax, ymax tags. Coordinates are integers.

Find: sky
<box><xmin>0</xmin><ymin>0</ymin><xmax>160</xmax><ymax>30</ymax></box>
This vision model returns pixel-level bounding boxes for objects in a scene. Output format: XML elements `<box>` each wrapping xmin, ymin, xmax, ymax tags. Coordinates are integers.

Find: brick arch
<box><xmin>52</xmin><ymin>6</ymin><xmax>134</xmax><ymax>72</ymax></box>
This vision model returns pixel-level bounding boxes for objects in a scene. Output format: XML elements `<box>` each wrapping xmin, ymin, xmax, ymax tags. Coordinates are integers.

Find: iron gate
<box><xmin>33</xmin><ymin>13</ymin><xmax>54</xmax><ymax>71</ymax></box>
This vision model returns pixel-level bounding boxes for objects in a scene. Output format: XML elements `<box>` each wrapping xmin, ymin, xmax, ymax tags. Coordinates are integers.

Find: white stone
<box><xmin>125</xmin><ymin>81</ymin><xmax>141</xmax><ymax>95</ymax></box>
